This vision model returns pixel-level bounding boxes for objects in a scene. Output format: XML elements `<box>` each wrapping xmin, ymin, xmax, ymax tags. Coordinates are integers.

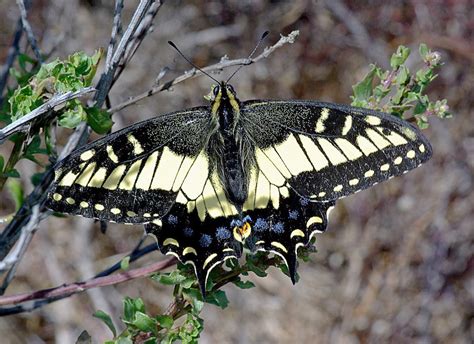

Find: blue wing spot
<box><xmin>254</xmin><ymin>218</ymin><xmax>269</xmax><ymax>232</ymax></box>
<box><xmin>230</xmin><ymin>219</ymin><xmax>243</xmax><ymax>227</ymax></box>
<box><xmin>183</xmin><ymin>227</ymin><xmax>193</xmax><ymax>237</ymax></box>
<box><xmin>272</xmin><ymin>222</ymin><xmax>285</xmax><ymax>234</ymax></box>
<box><xmin>288</xmin><ymin>210</ymin><xmax>299</xmax><ymax>220</ymax></box>
<box><xmin>199</xmin><ymin>234</ymin><xmax>212</xmax><ymax>248</ymax></box>
<box><xmin>167</xmin><ymin>215</ymin><xmax>178</xmax><ymax>225</ymax></box>
<box><xmin>299</xmin><ymin>197</ymin><xmax>310</xmax><ymax>206</ymax></box>
<box><xmin>216</xmin><ymin>227</ymin><xmax>231</xmax><ymax>241</ymax></box>
<box><xmin>243</xmin><ymin>215</ymin><xmax>252</xmax><ymax>223</ymax></box>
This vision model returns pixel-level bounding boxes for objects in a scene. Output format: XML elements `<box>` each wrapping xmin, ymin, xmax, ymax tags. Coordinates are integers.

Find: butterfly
<box><xmin>46</xmin><ymin>80</ymin><xmax>432</xmax><ymax>295</ymax></box>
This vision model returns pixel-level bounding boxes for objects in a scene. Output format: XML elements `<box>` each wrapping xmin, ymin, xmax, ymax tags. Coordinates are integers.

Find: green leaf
<box><xmin>390</xmin><ymin>45</ymin><xmax>411</xmax><ymax>69</ymax></box>
<box><xmin>93</xmin><ymin>310</ymin><xmax>117</xmax><ymax>337</ymax></box>
<box><xmin>133</xmin><ymin>312</ymin><xmax>158</xmax><ymax>335</ymax></box>
<box><xmin>233</xmin><ymin>280</ymin><xmax>255</xmax><ymax>289</ymax></box>
<box><xmin>183</xmin><ymin>288</ymin><xmax>204</xmax><ymax>313</ymax></box>
<box><xmin>351</xmin><ymin>65</ymin><xmax>377</xmax><ymax>106</ymax></box>
<box><xmin>59</xmin><ymin>108</ymin><xmax>85</xmax><ymax>129</ymax></box>
<box><xmin>396</xmin><ymin>66</ymin><xmax>410</xmax><ymax>85</ymax></box>
<box><xmin>85</xmin><ymin>107</ymin><xmax>113</xmax><ymax>134</ymax></box>
<box><xmin>120</xmin><ymin>256</ymin><xmax>130</xmax><ymax>270</ymax></box>
<box><xmin>31</xmin><ymin>172</ymin><xmax>44</xmax><ymax>186</ymax></box>
<box><xmin>0</xmin><ymin>155</ymin><xmax>4</xmax><ymax>172</ymax></box>
<box><xmin>152</xmin><ymin>270</ymin><xmax>187</xmax><ymax>286</ymax></box>
<box><xmin>205</xmin><ymin>290</ymin><xmax>229</xmax><ymax>309</ymax></box>
<box><xmin>76</xmin><ymin>330</ymin><xmax>92</xmax><ymax>344</ymax></box>
<box><xmin>116</xmin><ymin>338</ymin><xmax>133</xmax><ymax>344</ymax></box>
<box><xmin>419</xmin><ymin>43</ymin><xmax>429</xmax><ymax>59</ymax></box>
<box><xmin>4</xmin><ymin>169</ymin><xmax>20</xmax><ymax>178</ymax></box>
<box><xmin>6</xmin><ymin>179</ymin><xmax>23</xmax><ymax>211</ymax></box>
<box><xmin>156</xmin><ymin>315</ymin><xmax>174</xmax><ymax>329</ymax></box>
<box><xmin>123</xmin><ymin>297</ymin><xmax>146</xmax><ymax>322</ymax></box>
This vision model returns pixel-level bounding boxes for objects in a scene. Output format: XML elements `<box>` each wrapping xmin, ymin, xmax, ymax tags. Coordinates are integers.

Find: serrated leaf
<box><xmin>86</xmin><ymin>107</ymin><xmax>113</xmax><ymax>134</ymax></box>
<box><xmin>156</xmin><ymin>315</ymin><xmax>174</xmax><ymax>329</ymax></box>
<box><xmin>233</xmin><ymin>280</ymin><xmax>255</xmax><ymax>289</ymax></box>
<box><xmin>93</xmin><ymin>310</ymin><xmax>117</xmax><ymax>337</ymax></box>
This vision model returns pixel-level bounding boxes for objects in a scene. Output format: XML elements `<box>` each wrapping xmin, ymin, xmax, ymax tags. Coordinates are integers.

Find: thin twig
<box><xmin>0</xmin><ymin>1</ymin><xmax>165</xmax><ymax>292</ymax></box>
<box><xmin>0</xmin><ymin>19</ymin><xmax>23</xmax><ymax>106</ymax></box>
<box><xmin>0</xmin><ymin>205</ymin><xmax>40</xmax><ymax>296</ymax></box>
<box><xmin>95</xmin><ymin>0</ymin><xmax>157</xmax><ymax>106</ymax></box>
<box><xmin>112</xmin><ymin>1</ymin><xmax>164</xmax><ymax>85</ymax></box>
<box><xmin>106</xmin><ymin>0</ymin><xmax>124</xmax><ymax>70</ymax></box>
<box><xmin>15</xmin><ymin>0</ymin><xmax>43</xmax><ymax>63</ymax></box>
<box><xmin>109</xmin><ymin>30</ymin><xmax>300</xmax><ymax>114</ymax></box>
<box><xmin>0</xmin><ymin>257</ymin><xmax>177</xmax><ymax>314</ymax></box>
<box><xmin>0</xmin><ymin>87</ymin><xmax>96</xmax><ymax>143</ymax></box>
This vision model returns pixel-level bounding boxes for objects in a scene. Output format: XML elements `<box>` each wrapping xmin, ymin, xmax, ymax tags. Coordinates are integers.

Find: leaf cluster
<box><xmin>351</xmin><ymin>44</ymin><xmax>451</xmax><ymax>129</ymax></box>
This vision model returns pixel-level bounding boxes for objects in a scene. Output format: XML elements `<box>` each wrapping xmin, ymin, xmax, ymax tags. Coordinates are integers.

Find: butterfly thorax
<box><xmin>209</xmin><ymin>82</ymin><xmax>248</xmax><ymax>208</ymax></box>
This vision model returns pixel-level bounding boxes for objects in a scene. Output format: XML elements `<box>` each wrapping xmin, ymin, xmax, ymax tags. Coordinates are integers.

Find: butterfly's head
<box><xmin>210</xmin><ymin>82</ymin><xmax>240</xmax><ymax>115</ymax></box>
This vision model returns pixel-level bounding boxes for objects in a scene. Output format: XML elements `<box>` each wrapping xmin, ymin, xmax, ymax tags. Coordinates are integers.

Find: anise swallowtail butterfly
<box><xmin>47</xmin><ymin>81</ymin><xmax>432</xmax><ymax>294</ymax></box>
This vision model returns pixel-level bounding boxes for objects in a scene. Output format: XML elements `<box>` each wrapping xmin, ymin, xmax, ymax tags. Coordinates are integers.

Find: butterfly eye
<box><xmin>213</xmin><ymin>85</ymin><xmax>220</xmax><ymax>96</ymax></box>
<box><xmin>227</xmin><ymin>84</ymin><xmax>235</xmax><ymax>94</ymax></box>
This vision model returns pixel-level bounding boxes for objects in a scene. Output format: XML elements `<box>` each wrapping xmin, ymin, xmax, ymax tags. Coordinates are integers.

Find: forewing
<box><xmin>241</xmin><ymin>100</ymin><xmax>432</xmax><ymax>201</ymax></box>
<box><xmin>47</xmin><ymin>107</ymin><xmax>212</xmax><ymax>223</ymax></box>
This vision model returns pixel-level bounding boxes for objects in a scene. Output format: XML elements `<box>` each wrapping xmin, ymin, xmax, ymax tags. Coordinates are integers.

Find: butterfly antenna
<box><xmin>168</xmin><ymin>41</ymin><xmax>220</xmax><ymax>84</ymax></box>
<box><xmin>226</xmin><ymin>31</ymin><xmax>269</xmax><ymax>83</ymax></box>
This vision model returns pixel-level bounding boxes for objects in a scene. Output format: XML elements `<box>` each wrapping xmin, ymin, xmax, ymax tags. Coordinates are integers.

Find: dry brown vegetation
<box><xmin>0</xmin><ymin>1</ymin><xmax>472</xmax><ymax>343</ymax></box>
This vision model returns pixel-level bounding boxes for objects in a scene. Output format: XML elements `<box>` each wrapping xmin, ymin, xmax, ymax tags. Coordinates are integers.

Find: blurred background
<box><xmin>0</xmin><ymin>0</ymin><xmax>472</xmax><ymax>343</ymax></box>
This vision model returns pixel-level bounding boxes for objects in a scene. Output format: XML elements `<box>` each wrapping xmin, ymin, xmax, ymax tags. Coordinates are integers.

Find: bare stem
<box><xmin>108</xmin><ymin>30</ymin><xmax>300</xmax><ymax>114</ymax></box>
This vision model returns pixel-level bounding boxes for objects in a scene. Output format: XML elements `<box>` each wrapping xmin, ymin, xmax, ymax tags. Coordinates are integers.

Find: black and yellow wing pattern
<box><xmin>48</xmin><ymin>107</ymin><xmax>213</xmax><ymax>223</ymax></box>
<box><xmin>47</xmin><ymin>84</ymin><xmax>432</xmax><ymax>295</ymax></box>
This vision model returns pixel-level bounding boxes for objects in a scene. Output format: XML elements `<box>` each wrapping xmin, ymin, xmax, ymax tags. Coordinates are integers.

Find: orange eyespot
<box><xmin>232</xmin><ymin>222</ymin><xmax>252</xmax><ymax>242</ymax></box>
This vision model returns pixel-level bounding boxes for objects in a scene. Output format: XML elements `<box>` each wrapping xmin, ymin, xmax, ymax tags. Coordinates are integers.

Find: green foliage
<box><xmin>351</xmin><ymin>43</ymin><xmax>451</xmax><ymax>129</ymax></box>
<box><xmin>0</xmin><ymin>50</ymin><xmax>110</xmax><ymax>193</ymax></box>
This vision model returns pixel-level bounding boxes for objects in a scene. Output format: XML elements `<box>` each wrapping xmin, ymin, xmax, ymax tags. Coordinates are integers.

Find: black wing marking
<box><xmin>145</xmin><ymin>169</ymin><xmax>243</xmax><ymax>295</ymax></box>
<box><xmin>243</xmin><ymin>188</ymin><xmax>335</xmax><ymax>283</ymax></box>
<box><xmin>241</xmin><ymin>100</ymin><xmax>432</xmax><ymax>201</ymax></box>
<box><xmin>47</xmin><ymin>107</ymin><xmax>212</xmax><ymax>223</ymax></box>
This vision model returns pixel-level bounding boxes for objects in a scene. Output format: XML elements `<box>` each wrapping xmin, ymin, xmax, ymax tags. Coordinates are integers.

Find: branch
<box><xmin>0</xmin><ymin>87</ymin><xmax>96</xmax><ymax>143</ymax></box>
<box><xmin>0</xmin><ymin>257</ymin><xmax>177</xmax><ymax>315</ymax></box>
<box><xmin>0</xmin><ymin>1</ymin><xmax>165</xmax><ymax>278</ymax></box>
<box><xmin>105</xmin><ymin>0</ymin><xmax>124</xmax><ymax>70</ymax></box>
<box><xmin>0</xmin><ymin>19</ymin><xmax>23</xmax><ymax>106</ymax></box>
<box><xmin>0</xmin><ymin>205</ymin><xmax>40</xmax><ymax>295</ymax></box>
<box><xmin>95</xmin><ymin>0</ymin><xmax>163</xmax><ymax>106</ymax></box>
<box><xmin>108</xmin><ymin>30</ymin><xmax>300</xmax><ymax>114</ymax></box>
<box><xmin>15</xmin><ymin>0</ymin><xmax>43</xmax><ymax>63</ymax></box>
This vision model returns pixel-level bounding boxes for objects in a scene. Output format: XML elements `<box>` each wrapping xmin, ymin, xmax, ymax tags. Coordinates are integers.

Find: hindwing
<box><xmin>47</xmin><ymin>108</ymin><xmax>212</xmax><ymax>223</ymax></box>
<box><xmin>241</xmin><ymin>100</ymin><xmax>432</xmax><ymax>202</ymax></box>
